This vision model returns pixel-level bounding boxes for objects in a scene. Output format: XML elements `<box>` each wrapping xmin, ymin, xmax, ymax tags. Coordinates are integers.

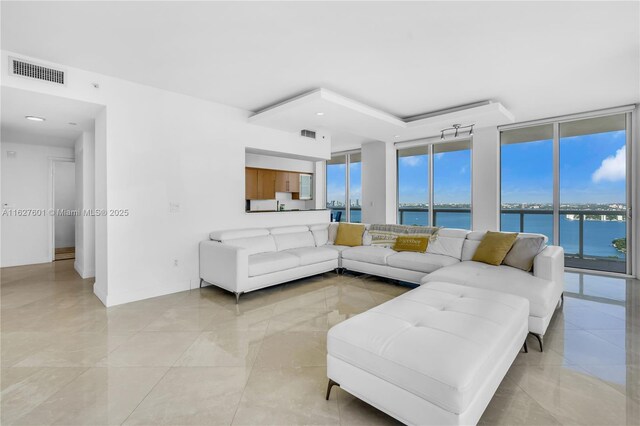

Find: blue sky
<box><xmin>502</xmin><ymin>130</ymin><xmax>626</xmax><ymax>204</ymax></box>
<box><xmin>328</xmin><ymin>130</ymin><xmax>626</xmax><ymax>206</ymax></box>
<box><xmin>326</xmin><ymin>161</ymin><xmax>361</xmax><ymax>205</ymax></box>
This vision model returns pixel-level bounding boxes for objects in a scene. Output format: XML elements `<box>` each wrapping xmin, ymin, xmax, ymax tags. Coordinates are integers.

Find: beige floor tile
<box><xmin>208</xmin><ymin>305</ymin><xmax>274</xmax><ymax>332</ymax></box>
<box><xmin>14</xmin><ymin>332</ymin><xmax>132</xmax><ymax>367</ymax></box>
<box><xmin>12</xmin><ymin>367</ymin><xmax>167</xmax><ymax>425</ymax></box>
<box><xmin>546</xmin><ymin>329</ymin><xmax>628</xmax><ymax>367</ymax></box>
<box><xmin>479</xmin><ymin>377</ymin><xmax>562</xmax><ymax>425</ymax></box>
<box><xmin>143</xmin><ymin>306</ymin><xmax>228</xmax><ymax>331</ymax></box>
<box><xmin>174</xmin><ymin>328</ymin><xmax>265</xmax><ymax>367</ymax></box>
<box><xmin>232</xmin><ymin>366</ymin><xmax>340</xmax><ymax>425</ymax></box>
<box><xmin>1</xmin><ymin>367</ymin><xmax>87</xmax><ymax>424</ymax></box>
<box><xmin>124</xmin><ymin>367</ymin><xmax>248</xmax><ymax>425</ymax></box>
<box><xmin>253</xmin><ymin>331</ymin><xmax>327</xmax><ymax>370</ymax></box>
<box><xmin>507</xmin><ymin>364</ymin><xmax>637</xmax><ymax>425</ymax></box>
<box><xmin>1</xmin><ymin>332</ymin><xmax>61</xmax><ymax>367</ymax></box>
<box><xmin>97</xmin><ymin>331</ymin><xmax>200</xmax><ymax>366</ymax></box>
<box><xmin>266</xmin><ymin>307</ymin><xmax>330</xmax><ymax>334</ymax></box>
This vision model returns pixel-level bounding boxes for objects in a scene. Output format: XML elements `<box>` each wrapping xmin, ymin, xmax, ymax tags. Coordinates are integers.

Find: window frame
<box><xmin>499</xmin><ymin>106</ymin><xmax>635</xmax><ymax>276</ymax></box>
<box><xmin>396</xmin><ymin>138</ymin><xmax>473</xmax><ymax>228</ymax></box>
<box><xmin>325</xmin><ymin>150</ymin><xmax>361</xmax><ymax>223</ymax></box>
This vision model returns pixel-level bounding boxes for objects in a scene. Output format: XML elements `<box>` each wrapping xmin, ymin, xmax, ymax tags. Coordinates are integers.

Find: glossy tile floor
<box><xmin>2</xmin><ymin>260</ymin><xmax>639</xmax><ymax>425</ymax></box>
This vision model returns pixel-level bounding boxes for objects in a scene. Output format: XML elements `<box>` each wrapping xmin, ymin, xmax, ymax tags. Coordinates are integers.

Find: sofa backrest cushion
<box><xmin>328</xmin><ymin>223</ymin><xmax>339</xmax><ymax>244</ymax></box>
<box><xmin>270</xmin><ymin>226</ymin><xmax>316</xmax><ymax>251</ymax></box>
<box><xmin>425</xmin><ymin>228</ymin><xmax>470</xmax><ymax>260</ymax></box>
<box><xmin>309</xmin><ymin>223</ymin><xmax>330</xmax><ymax>246</ymax></box>
<box><xmin>223</xmin><ymin>235</ymin><xmax>277</xmax><ymax>255</ymax></box>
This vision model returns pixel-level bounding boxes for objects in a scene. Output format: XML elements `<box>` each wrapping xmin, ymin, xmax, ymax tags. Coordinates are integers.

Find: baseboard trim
<box><xmin>104</xmin><ymin>280</ymin><xmax>191</xmax><ymax>307</ymax></box>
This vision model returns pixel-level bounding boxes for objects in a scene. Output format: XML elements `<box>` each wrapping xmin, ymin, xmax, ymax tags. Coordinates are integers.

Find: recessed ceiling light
<box><xmin>25</xmin><ymin>116</ymin><xmax>45</xmax><ymax>122</ymax></box>
<box><xmin>394</xmin><ymin>135</ymin><xmax>400</xmax><ymax>138</ymax></box>
<box><xmin>68</xmin><ymin>122</ymin><xmax>77</xmax><ymax>126</ymax></box>
<box><xmin>316</xmin><ymin>112</ymin><xmax>324</xmax><ymax>116</ymax></box>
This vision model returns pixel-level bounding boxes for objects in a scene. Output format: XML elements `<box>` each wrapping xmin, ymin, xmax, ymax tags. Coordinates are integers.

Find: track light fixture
<box><xmin>440</xmin><ymin>123</ymin><xmax>474</xmax><ymax>140</ymax></box>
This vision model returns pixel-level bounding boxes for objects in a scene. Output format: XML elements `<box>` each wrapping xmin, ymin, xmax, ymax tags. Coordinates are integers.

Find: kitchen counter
<box><xmin>245</xmin><ymin>209</ymin><xmax>329</xmax><ymax>213</ymax></box>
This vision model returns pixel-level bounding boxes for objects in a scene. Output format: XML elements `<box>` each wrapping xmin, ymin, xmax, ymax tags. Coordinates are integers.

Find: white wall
<box><xmin>1</xmin><ymin>50</ymin><xmax>331</xmax><ymax>306</ymax></box>
<box><xmin>74</xmin><ymin>131</ymin><xmax>95</xmax><ymax>278</ymax></box>
<box><xmin>0</xmin><ymin>141</ymin><xmax>74</xmax><ymax>267</ymax></box>
<box><xmin>361</xmin><ymin>141</ymin><xmax>397</xmax><ymax>224</ymax></box>
<box><xmin>53</xmin><ymin>160</ymin><xmax>75</xmax><ymax>248</ymax></box>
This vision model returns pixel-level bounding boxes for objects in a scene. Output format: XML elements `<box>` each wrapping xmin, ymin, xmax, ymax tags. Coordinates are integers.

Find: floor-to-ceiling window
<box><xmin>397</xmin><ymin>140</ymin><xmax>472</xmax><ymax>228</ymax></box>
<box><xmin>500</xmin><ymin>124</ymin><xmax>554</xmax><ymax>242</ymax></box>
<box><xmin>349</xmin><ymin>153</ymin><xmax>362</xmax><ymax>223</ymax></box>
<box><xmin>433</xmin><ymin>140</ymin><xmax>472</xmax><ymax>229</ymax></box>
<box><xmin>501</xmin><ymin>111</ymin><xmax>632</xmax><ymax>274</ymax></box>
<box><xmin>326</xmin><ymin>152</ymin><xmax>361</xmax><ymax>223</ymax></box>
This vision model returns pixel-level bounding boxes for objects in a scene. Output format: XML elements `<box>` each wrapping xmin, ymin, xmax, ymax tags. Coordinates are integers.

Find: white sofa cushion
<box><xmin>224</xmin><ymin>235</ymin><xmax>276</xmax><ymax>256</ymax></box>
<box><xmin>426</xmin><ymin>228</ymin><xmax>469</xmax><ymax>260</ymax></box>
<box><xmin>285</xmin><ymin>247</ymin><xmax>339</xmax><ymax>266</ymax></box>
<box><xmin>309</xmin><ymin>224</ymin><xmax>330</xmax><ymax>246</ymax></box>
<box><xmin>327</xmin><ymin>282</ymin><xmax>529</xmax><ymax>414</ymax></box>
<box><xmin>421</xmin><ymin>261</ymin><xmax>561</xmax><ymax>318</ymax></box>
<box><xmin>248</xmin><ymin>252</ymin><xmax>300</xmax><ymax>277</ymax></box>
<box><xmin>209</xmin><ymin>228</ymin><xmax>269</xmax><ymax>241</ymax></box>
<box><xmin>386</xmin><ymin>252</ymin><xmax>459</xmax><ymax>274</ymax></box>
<box><xmin>272</xmin><ymin>231</ymin><xmax>316</xmax><ymax>251</ymax></box>
<box><xmin>341</xmin><ymin>246</ymin><xmax>397</xmax><ymax>266</ymax></box>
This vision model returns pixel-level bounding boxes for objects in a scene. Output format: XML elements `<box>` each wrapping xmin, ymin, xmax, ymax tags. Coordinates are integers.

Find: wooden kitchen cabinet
<box><xmin>245</xmin><ymin>168</ymin><xmax>258</xmax><ymax>200</ymax></box>
<box><xmin>257</xmin><ymin>169</ymin><xmax>276</xmax><ymax>199</ymax></box>
<box><xmin>275</xmin><ymin>171</ymin><xmax>300</xmax><ymax>193</ymax></box>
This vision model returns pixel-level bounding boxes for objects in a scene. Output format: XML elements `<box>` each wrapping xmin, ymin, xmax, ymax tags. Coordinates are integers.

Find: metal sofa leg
<box><xmin>199</xmin><ymin>278</ymin><xmax>204</xmax><ymax>288</ymax></box>
<box><xmin>325</xmin><ymin>379</ymin><xmax>339</xmax><ymax>400</ymax></box>
<box><xmin>234</xmin><ymin>292</ymin><xmax>242</xmax><ymax>304</ymax></box>
<box><xmin>530</xmin><ymin>332</ymin><xmax>544</xmax><ymax>352</ymax></box>
<box><xmin>522</xmin><ymin>340</ymin><xmax>528</xmax><ymax>353</ymax></box>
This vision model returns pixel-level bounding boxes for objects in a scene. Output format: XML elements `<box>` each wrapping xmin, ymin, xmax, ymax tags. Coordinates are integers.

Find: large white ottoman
<box><xmin>326</xmin><ymin>282</ymin><xmax>529</xmax><ymax>426</ymax></box>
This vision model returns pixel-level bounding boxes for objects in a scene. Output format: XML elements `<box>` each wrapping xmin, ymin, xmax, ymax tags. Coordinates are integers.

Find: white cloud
<box><xmin>592</xmin><ymin>146</ymin><xmax>626</xmax><ymax>183</ymax></box>
<box><xmin>399</xmin><ymin>156</ymin><xmax>424</xmax><ymax>167</ymax></box>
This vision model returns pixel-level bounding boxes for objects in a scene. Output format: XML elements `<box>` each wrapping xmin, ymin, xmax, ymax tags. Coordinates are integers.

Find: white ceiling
<box><xmin>250</xmin><ymin>89</ymin><xmax>514</xmax><ymax>150</ymax></box>
<box><xmin>1</xmin><ymin>87</ymin><xmax>103</xmax><ymax>147</ymax></box>
<box><xmin>1</xmin><ymin>1</ymin><xmax>638</xmax><ymax>135</ymax></box>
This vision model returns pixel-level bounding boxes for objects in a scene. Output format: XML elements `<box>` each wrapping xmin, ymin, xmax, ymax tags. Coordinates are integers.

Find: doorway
<box><xmin>52</xmin><ymin>159</ymin><xmax>76</xmax><ymax>261</ymax></box>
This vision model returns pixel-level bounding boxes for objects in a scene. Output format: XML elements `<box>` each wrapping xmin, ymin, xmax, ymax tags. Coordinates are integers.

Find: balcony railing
<box><xmin>501</xmin><ymin>209</ymin><xmax>627</xmax><ymax>274</ymax></box>
<box><xmin>328</xmin><ymin>206</ymin><xmax>627</xmax><ymax>274</ymax></box>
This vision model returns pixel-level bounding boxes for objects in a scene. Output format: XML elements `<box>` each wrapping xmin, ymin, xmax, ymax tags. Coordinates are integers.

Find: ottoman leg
<box><xmin>530</xmin><ymin>332</ymin><xmax>544</xmax><ymax>352</ymax></box>
<box><xmin>325</xmin><ymin>379</ymin><xmax>339</xmax><ymax>400</ymax></box>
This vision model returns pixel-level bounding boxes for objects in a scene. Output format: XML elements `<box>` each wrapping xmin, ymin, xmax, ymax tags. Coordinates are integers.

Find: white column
<box><xmin>471</xmin><ymin>126</ymin><xmax>500</xmax><ymax>231</ymax></box>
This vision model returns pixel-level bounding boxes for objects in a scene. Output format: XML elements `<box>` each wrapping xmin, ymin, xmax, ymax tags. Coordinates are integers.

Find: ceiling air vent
<box><xmin>10</xmin><ymin>57</ymin><xmax>65</xmax><ymax>85</ymax></box>
<box><xmin>300</xmin><ymin>130</ymin><xmax>316</xmax><ymax>139</ymax></box>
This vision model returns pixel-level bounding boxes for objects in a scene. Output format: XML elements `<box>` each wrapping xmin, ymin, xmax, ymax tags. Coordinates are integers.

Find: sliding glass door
<box><xmin>501</xmin><ymin>112</ymin><xmax>631</xmax><ymax>274</ymax></box>
<box><xmin>500</xmin><ymin>124</ymin><xmax>554</xmax><ymax>242</ymax></box>
<box><xmin>559</xmin><ymin>115</ymin><xmax>628</xmax><ymax>273</ymax></box>
<box><xmin>397</xmin><ymin>140</ymin><xmax>472</xmax><ymax>228</ymax></box>
<box><xmin>326</xmin><ymin>152</ymin><xmax>361</xmax><ymax>223</ymax></box>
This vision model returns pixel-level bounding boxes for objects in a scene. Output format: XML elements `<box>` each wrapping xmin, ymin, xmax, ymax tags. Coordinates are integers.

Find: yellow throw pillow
<box><xmin>472</xmin><ymin>231</ymin><xmax>518</xmax><ymax>266</ymax></box>
<box><xmin>393</xmin><ymin>235</ymin><xmax>429</xmax><ymax>253</ymax></box>
<box><xmin>334</xmin><ymin>223</ymin><xmax>365</xmax><ymax>247</ymax></box>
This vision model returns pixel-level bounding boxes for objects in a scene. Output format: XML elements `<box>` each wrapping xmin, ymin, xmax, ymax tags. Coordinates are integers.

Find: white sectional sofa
<box><xmin>200</xmin><ymin>223</ymin><xmax>564</xmax><ymax>347</ymax></box>
<box><xmin>200</xmin><ymin>224</ymin><xmax>340</xmax><ymax>303</ymax></box>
